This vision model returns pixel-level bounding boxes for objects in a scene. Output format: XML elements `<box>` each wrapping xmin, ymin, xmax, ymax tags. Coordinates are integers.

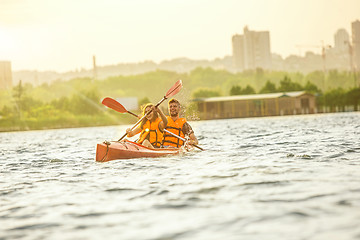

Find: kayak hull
<box><xmin>96</xmin><ymin>140</ymin><xmax>181</xmax><ymax>162</ymax></box>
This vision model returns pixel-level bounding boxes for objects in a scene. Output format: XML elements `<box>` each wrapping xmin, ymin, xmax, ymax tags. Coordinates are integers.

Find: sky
<box><xmin>0</xmin><ymin>0</ymin><xmax>359</xmax><ymax>72</ymax></box>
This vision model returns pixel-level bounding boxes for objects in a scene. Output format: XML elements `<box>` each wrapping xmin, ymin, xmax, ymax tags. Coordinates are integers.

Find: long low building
<box><xmin>194</xmin><ymin>91</ymin><xmax>316</xmax><ymax>120</ymax></box>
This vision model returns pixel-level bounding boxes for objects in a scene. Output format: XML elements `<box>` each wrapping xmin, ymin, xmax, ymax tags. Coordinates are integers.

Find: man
<box><xmin>162</xmin><ymin>98</ymin><xmax>198</xmax><ymax>148</ymax></box>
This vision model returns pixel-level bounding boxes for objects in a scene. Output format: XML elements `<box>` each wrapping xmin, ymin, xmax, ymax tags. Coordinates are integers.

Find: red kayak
<box><xmin>96</xmin><ymin>140</ymin><xmax>181</xmax><ymax>162</ymax></box>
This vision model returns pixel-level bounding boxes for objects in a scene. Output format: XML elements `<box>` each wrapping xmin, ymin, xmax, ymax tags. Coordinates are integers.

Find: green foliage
<box><xmin>346</xmin><ymin>87</ymin><xmax>360</xmax><ymax>111</ymax></box>
<box><xmin>1</xmin><ymin>105</ymin><xmax>14</xmax><ymax>118</ymax></box>
<box><xmin>1</xmin><ymin>67</ymin><xmax>359</xmax><ymax>132</ymax></box>
<box><xmin>242</xmin><ymin>85</ymin><xmax>256</xmax><ymax>94</ymax></box>
<box><xmin>27</xmin><ymin>105</ymin><xmax>62</xmax><ymax>119</ymax></box>
<box><xmin>192</xmin><ymin>88</ymin><xmax>221</xmax><ymax>98</ymax></box>
<box><xmin>278</xmin><ymin>76</ymin><xmax>303</xmax><ymax>92</ymax></box>
<box><xmin>260</xmin><ymin>81</ymin><xmax>277</xmax><ymax>93</ymax></box>
<box><xmin>304</xmin><ymin>71</ymin><xmax>325</xmax><ymax>90</ymax></box>
<box><xmin>68</xmin><ymin>89</ymin><xmax>102</xmax><ymax>115</ymax></box>
<box><xmin>229</xmin><ymin>85</ymin><xmax>242</xmax><ymax>95</ymax></box>
<box><xmin>324</xmin><ymin>88</ymin><xmax>346</xmax><ymax>111</ymax></box>
<box><xmin>13</xmin><ymin>80</ymin><xmax>24</xmax><ymax>100</ymax></box>
<box><xmin>190</xmin><ymin>67</ymin><xmax>231</xmax><ymax>88</ymax></box>
<box><xmin>304</xmin><ymin>81</ymin><xmax>321</xmax><ymax>94</ymax></box>
<box><xmin>51</xmin><ymin>97</ymin><xmax>71</xmax><ymax>112</ymax></box>
<box><xmin>230</xmin><ymin>85</ymin><xmax>256</xmax><ymax>95</ymax></box>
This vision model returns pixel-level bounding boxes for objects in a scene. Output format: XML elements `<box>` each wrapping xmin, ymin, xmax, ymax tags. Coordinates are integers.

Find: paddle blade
<box><xmin>165</xmin><ymin>79</ymin><xmax>183</xmax><ymax>99</ymax></box>
<box><xmin>102</xmin><ymin>97</ymin><xmax>127</xmax><ymax>113</ymax></box>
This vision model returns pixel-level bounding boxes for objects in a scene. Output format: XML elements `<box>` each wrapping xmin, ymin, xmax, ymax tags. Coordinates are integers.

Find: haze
<box><xmin>0</xmin><ymin>0</ymin><xmax>359</xmax><ymax>72</ymax></box>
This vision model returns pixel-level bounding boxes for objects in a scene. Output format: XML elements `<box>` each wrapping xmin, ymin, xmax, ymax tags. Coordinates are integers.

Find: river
<box><xmin>1</xmin><ymin>112</ymin><xmax>359</xmax><ymax>240</ymax></box>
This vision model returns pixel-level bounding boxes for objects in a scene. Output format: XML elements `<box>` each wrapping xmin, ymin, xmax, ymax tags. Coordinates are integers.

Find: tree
<box><xmin>324</xmin><ymin>88</ymin><xmax>346</xmax><ymax>112</ymax></box>
<box><xmin>278</xmin><ymin>76</ymin><xmax>303</xmax><ymax>92</ymax></box>
<box><xmin>192</xmin><ymin>88</ymin><xmax>221</xmax><ymax>98</ymax></box>
<box><xmin>304</xmin><ymin>81</ymin><xmax>321</xmax><ymax>94</ymax></box>
<box><xmin>304</xmin><ymin>71</ymin><xmax>325</xmax><ymax>91</ymax></box>
<box><xmin>13</xmin><ymin>80</ymin><xmax>23</xmax><ymax>101</ymax></box>
<box><xmin>0</xmin><ymin>105</ymin><xmax>14</xmax><ymax>118</ymax></box>
<box><xmin>51</xmin><ymin>97</ymin><xmax>71</xmax><ymax>112</ymax></box>
<box><xmin>69</xmin><ymin>89</ymin><xmax>101</xmax><ymax>115</ymax></box>
<box><xmin>230</xmin><ymin>85</ymin><xmax>255</xmax><ymax>95</ymax></box>
<box><xmin>346</xmin><ymin>87</ymin><xmax>360</xmax><ymax>111</ymax></box>
<box><xmin>260</xmin><ymin>81</ymin><xmax>277</xmax><ymax>93</ymax></box>
<box><xmin>230</xmin><ymin>85</ymin><xmax>242</xmax><ymax>95</ymax></box>
<box><xmin>12</xmin><ymin>80</ymin><xmax>24</xmax><ymax>117</ymax></box>
<box><xmin>242</xmin><ymin>85</ymin><xmax>256</xmax><ymax>94</ymax></box>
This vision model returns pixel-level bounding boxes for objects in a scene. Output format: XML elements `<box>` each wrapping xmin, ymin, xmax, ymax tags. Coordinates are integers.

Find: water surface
<box><xmin>1</xmin><ymin>112</ymin><xmax>360</xmax><ymax>240</ymax></box>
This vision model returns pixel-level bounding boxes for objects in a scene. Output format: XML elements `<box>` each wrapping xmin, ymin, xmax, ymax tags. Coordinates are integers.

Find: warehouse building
<box><xmin>194</xmin><ymin>91</ymin><xmax>316</xmax><ymax>120</ymax></box>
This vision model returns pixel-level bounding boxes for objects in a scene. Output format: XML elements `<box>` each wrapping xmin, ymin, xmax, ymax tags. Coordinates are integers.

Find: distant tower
<box><xmin>334</xmin><ymin>29</ymin><xmax>350</xmax><ymax>52</ymax></box>
<box><xmin>352</xmin><ymin>20</ymin><xmax>360</xmax><ymax>70</ymax></box>
<box><xmin>232</xmin><ymin>34</ymin><xmax>244</xmax><ymax>71</ymax></box>
<box><xmin>0</xmin><ymin>61</ymin><xmax>12</xmax><ymax>90</ymax></box>
<box><xmin>232</xmin><ymin>26</ymin><xmax>272</xmax><ymax>72</ymax></box>
<box><xmin>93</xmin><ymin>55</ymin><xmax>97</xmax><ymax>80</ymax></box>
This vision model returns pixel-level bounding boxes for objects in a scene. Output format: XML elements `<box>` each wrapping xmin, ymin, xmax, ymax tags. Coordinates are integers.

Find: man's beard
<box><xmin>170</xmin><ymin>112</ymin><xmax>177</xmax><ymax>117</ymax></box>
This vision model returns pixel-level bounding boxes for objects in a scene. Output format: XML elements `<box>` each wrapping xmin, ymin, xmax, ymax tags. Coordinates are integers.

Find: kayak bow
<box><xmin>96</xmin><ymin>140</ymin><xmax>181</xmax><ymax>162</ymax></box>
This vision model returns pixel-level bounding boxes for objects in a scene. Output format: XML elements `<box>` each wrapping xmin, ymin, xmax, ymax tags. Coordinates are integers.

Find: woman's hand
<box><xmin>150</xmin><ymin>105</ymin><xmax>159</xmax><ymax>113</ymax></box>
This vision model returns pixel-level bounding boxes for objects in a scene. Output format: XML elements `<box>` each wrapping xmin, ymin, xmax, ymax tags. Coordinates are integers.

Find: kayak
<box><xmin>96</xmin><ymin>139</ymin><xmax>181</xmax><ymax>162</ymax></box>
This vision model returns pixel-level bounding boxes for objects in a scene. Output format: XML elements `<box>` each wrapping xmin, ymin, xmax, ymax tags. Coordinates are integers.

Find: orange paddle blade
<box><xmin>102</xmin><ymin>97</ymin><xmax>127</xmax><ymax>113</ymax></box>
<box><xmin>165</xmin><ymin>79</ymin><xmax>182</xmax><ymax>99</ymax></box>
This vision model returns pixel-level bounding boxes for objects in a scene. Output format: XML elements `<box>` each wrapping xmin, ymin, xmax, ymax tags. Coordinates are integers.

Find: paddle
<box><xmin>102</xmin><ymin>97</ymin><xmax>139</xmax><ymax>118</ymax></box>
<box><xmin>163</xmin><ymin>129</ymin><xmax>204</xmax><ymax>151</ymax></box>
<box><xmin>116</xmin><ymin>79</ymin><xmax>183</xmax><ymax>141</ymax></box>
<box><xmin>102</xmin><ymin>95</ymin><xmax>204</xmax><ymax>151</ymax></box>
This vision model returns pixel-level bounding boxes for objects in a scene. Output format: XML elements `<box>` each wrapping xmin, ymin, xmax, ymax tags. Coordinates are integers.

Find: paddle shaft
<box><xmin>127</xmin><ymin>111</ymin><xmax>139</xmax><ymax>118</ymax></box>
<box><xmin>118</xmin><ymin>96</ymin><xmax>168</xmax><ymax>141</ymax></box>
<box><xmin>163</xmin><ymin>129</ymin><xmax>204</xmax><ymax>151</ymax></box>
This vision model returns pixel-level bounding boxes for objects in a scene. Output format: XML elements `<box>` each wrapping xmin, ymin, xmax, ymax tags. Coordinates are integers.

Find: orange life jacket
<box><xmin>162</xmin><ymin>117</ymin><xmax>186</xmax><ymax>148</ymax></box>
<box><xmin>138</xmin><ymin>117</ymin><xmax>163</xmax><ymax>148</ymax></box>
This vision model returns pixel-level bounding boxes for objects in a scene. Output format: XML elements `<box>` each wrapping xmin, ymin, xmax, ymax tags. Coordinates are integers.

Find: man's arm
<box><xmin>182</xmin><ymin>122</ymin><xmax>198</xmax><ymax>145</ymax></box>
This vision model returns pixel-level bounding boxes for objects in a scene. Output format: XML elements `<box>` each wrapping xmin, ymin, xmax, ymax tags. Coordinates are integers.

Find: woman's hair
<box><xmin>140</xmin><ymin>103</ymin><xmax>158</xmax><ymax>128</ymax></box>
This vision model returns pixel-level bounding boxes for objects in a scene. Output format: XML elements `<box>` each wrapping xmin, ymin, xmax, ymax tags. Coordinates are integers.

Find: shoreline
<box><xmin>1</xmin><ymin>111</ymin><xmax>358</xmax><ymax>133</ymax></box>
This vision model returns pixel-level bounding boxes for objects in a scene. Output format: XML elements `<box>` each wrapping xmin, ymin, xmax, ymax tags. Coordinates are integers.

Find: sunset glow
<box><xmin>0</xmin><ymin>0</ymin><xmax>359</xmax><ymax>72</ymax></box>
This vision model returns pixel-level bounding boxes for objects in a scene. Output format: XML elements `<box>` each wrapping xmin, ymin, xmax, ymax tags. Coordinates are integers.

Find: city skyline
<box><xmin>0</xmin><ymin>0</ymin><xmax>359</xmax><ymax>72</ymax></box>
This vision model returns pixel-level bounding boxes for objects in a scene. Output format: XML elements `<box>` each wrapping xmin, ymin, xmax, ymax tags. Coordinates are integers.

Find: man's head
<box><xmin>168</xmin><ymin>98</ymin><xmax>181</xmax><ymax>117</ymax></box>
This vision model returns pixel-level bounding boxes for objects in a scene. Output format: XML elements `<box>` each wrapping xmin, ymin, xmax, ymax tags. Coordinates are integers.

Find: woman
<box><xmin>126</xmin><ymin>103</ymin><xmax>168</xmax><ymax>148</ymax></box>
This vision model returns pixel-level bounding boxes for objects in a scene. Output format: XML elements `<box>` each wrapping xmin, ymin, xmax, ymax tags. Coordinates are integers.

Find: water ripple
<box><xmin>1</xmin><ymin>112</ymin><xmax>359</xmax><ymax>240</ymax></box>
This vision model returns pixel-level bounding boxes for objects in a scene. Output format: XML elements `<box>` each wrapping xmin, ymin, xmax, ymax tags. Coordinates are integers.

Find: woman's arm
<box><xmin>126</xmin><ymin>126</ymin><xmax>142</xmax><ymax>137</ymax></box>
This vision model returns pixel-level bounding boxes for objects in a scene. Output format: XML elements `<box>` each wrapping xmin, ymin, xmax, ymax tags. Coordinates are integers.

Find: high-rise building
<box><xmin>232</xmin><ymin>34</ymin><xmax>244</xmax><ymax>71</ymax></box>
<box><xmin>232</xmin><ymin>26</ymin><xmax>272</xmax><ymax>72</ymax></box>
<box><xmin>334</xmin><ymin>29</ymin><xmax>350</xmax><ymax>52</ymax></box>
<box><xmin>352</xmin><ymin>20</ymin><xmax>360</xmax><ymax>70</ymax></box>
<box><xmin>325</xmin><ymin>28</ymin><xmax>352</xmax><ymax>71</ymax></box>
<box><xmin>0</xmin><ymin>61</ymin><xmax>12</xmax><ymax>90</ymax></box>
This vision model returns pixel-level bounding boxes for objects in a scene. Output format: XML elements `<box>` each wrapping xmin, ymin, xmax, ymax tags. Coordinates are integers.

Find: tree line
<box><xmin>0</xmin><ymin>68</ymin><xmax>359</xmax><ymax>131</ymax></box>
<box><xmin>192</xmin><ymin>74</ymin><xmax>360</xmax><ymax>112</ymax></box>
